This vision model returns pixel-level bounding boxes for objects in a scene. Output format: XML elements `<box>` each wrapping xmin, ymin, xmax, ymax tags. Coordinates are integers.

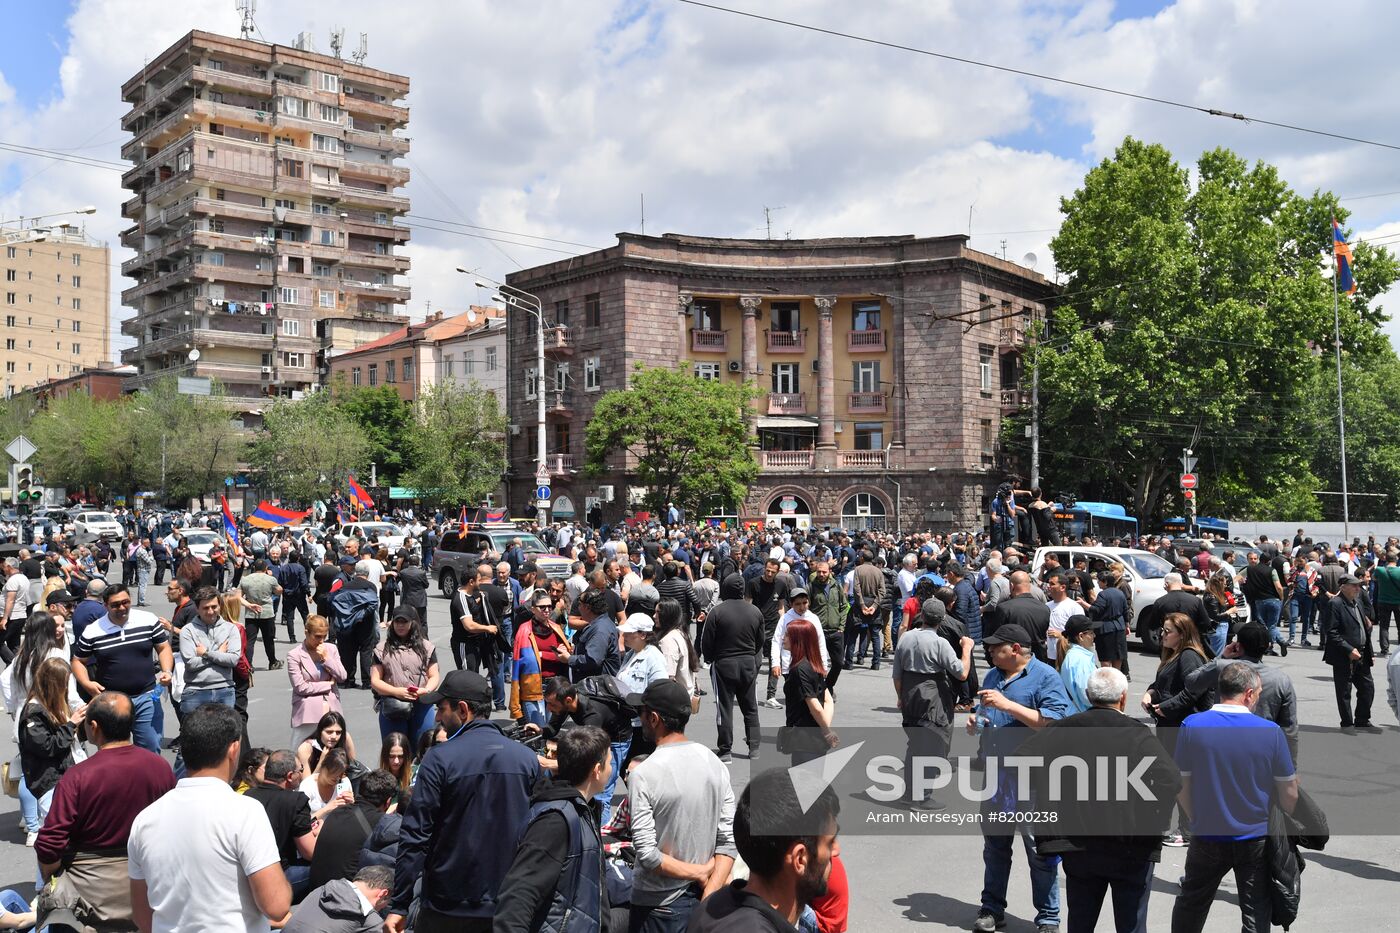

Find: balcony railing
<box><xmin>847</xmin><ymin>329</ymin><xmax>886</xmax><ymax>352</ymax></box>
<box><xmin>839</xmin><ymin>450</ymin><xmax>888</xmax><ymax>469</ymax></box>
<box><xmin>1000</xmin><ymin>388</ymin><xmax>1031</xmax><ymax>409</ymax></box>
<box><xmin>690</xmin><ymin>329</ymin><xmax>728</xmax><ymax>353</ymax></box>
<box><xmin>999</xmin><ymin>326</ymin><xmax>1025</xmax><ymax>349</ymax></box>
<box><xmin>546</xmin><ymin>390</ymin><xmax>574</xmax><ymax>416</ymax></box>
<box><xmin>847</xmin><ymin>391</ymin><xmax>887</xmax><ymax>414</ymax></box>
<box><xmin>543</xmin><ymin>325</ymin><xmax>573</xmax><ymax>357</ymax></box>
<box><xmin>767</xmin><ymin>392</ymin><xmax>807</xmax><ymax>415</ymax></box>
<box><xmin>547</xmin><ymin>453</ymin><xmax>577</xmax><ymax>474</ymax></box>
<box><xmin>766</xmin><ymin>329</ymin><xmax>806</xmax><ymax>353</ymax></box>
<box><xmin>762</xmin><ymin>450</ymin><xmax>814</xmax><ymax>470</ymax></box>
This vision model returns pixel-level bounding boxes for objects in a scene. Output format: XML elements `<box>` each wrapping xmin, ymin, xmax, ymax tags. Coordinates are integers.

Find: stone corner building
<box><xmin>504</xmin><ymin>233</ymin><xmax>1053</xmax><ymax>533</ymax></box>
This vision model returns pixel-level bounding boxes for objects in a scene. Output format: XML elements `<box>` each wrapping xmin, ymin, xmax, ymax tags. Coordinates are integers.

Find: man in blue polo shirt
<box><xmin>971</xmin><ymin>623</ymin><xmax>1073</xmax><ymax>933</ymax></box>
<box><xmin>71</xmin><ymin>584</ymin><xmax>173</xmax><ymax>754</ymax></box>
<box><xmin>1171</xmin><ymin>661</ymin><xmax>1299</xmax><ymax>933</ymax></box>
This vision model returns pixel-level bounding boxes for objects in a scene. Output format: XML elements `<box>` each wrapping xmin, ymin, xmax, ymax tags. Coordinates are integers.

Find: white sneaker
<box><xmin>762</xmin><ymin>697</ymin><xmax>783</xmax><ymax>709</ymax></box>
<box><xmin>25</xmin><ymin>831</ymin><xmax>36</xmax><ymax>847</ymax></box>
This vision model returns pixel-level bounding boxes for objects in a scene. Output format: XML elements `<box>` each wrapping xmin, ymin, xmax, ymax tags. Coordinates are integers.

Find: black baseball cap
<box><xmin>1064</xmin><ymin>615</ymin><xmax>1101</xmax><ymax>639</ymax></box>
<box><xmin>983</xmin><ymin>623</ymin><xmax>1032</xmax><ymax>647</ymax></box>
<box><xmin>45</xmin><ymin>588</ymin><xmax>77</xmax><ymax>607</ymax></box>
<box><xmin>418</xmin><ymin>670</ymin><xmax>492</xmax><ymax>706</ymax></box>
<box><xmin>627</xmin><ymin>679</ymin><xmax>692</xmax><ymax>719</ymax></box>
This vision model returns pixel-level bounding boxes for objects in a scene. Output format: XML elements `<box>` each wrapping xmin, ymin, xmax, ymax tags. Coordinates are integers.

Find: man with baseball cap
<box><xmin>387</xmin><ymin>671</ymin><xmax>541</xmax><ymax>932</ymax></box>
<box><xmin>625</xmin><ymin>679</ymin><xmax>736</xmax><ymax>932</ymax></box>
<box><xmin>1324</xmin><ymin>574</ymin><xmax>1378</xmax><ymax>733</ymax></box>
<box><xmin>766</xmin><ymin>587</ymin><xmax>828</xmax><ymax>707</ymax></box>
<box><xmin>1059</xmin><ymin>615</ymin><xmax>1101</xmax><ymax>714</ymax></box>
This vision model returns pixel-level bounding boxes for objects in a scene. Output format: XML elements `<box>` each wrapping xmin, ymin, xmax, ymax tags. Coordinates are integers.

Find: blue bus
<box><xmin>1161</xmin><ymin>516</ymin><xmax>1229</xmax><ymax>538</ymax></box>
<box><xmin>1051</xmin><ymin>501</ymin><xmax>1139</xmax><ymax>542</ymax></box>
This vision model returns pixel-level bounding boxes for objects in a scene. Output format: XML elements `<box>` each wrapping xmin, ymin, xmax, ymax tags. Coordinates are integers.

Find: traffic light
<box><xmin>11</xmin><ymin>464</ymin><xmax>39</xmax><ymax>504</ymax></box>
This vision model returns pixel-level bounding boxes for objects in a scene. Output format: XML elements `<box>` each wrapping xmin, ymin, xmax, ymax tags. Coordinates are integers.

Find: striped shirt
<box><xmin>72</xmin><ymin>610</ymin><xmax>169</xmax><ymax>697</ymax></box>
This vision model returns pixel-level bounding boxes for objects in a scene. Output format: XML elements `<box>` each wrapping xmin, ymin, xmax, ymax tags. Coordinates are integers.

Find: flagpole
<box><xmin>1331</xmin><ymin>238</ymin><xmax>1351</xmax><ymax>544</ymax></box>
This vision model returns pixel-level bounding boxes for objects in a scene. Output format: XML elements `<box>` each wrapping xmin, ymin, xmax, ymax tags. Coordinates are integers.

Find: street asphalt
<box><xmin>0</xmin><ymin>583</ymin><xmax>1394</xmax><ymax>931</ymax></box>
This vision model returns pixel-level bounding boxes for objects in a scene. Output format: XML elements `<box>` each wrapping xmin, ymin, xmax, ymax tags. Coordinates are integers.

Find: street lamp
<box><xmin>457</xmin><ymin>268</ymin><xmax>548</xmax><ymax>522</ymax></box>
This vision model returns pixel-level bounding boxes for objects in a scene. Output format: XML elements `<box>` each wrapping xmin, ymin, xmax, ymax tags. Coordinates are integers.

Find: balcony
<box><xmin>839</xmin><ymin>450</ymin><xmax>888</xmax><ymax>469</ymax></box>
<box><xmin>690</xmin><ymin>329</ymin><xmax>728</xmax><ymax>353</ymax></box>
<box><xmin>767</xmin><ymin>392</ymin><xmax>807</xmax><ymax>415</ymax></box>
<box><xmin>547</xmin><ymin>453</ymin><xmax>577</xmax><ymax>475</ymax></box>
<box><xmin>1000</xmin><ymin>388</ymin><xmax>1031</xmax><ymax>411</ymax></box>
<box><xmin>847</xmin><ymin>329</ymin><xmax>886</xmax><ymax>352</ymax></box>
<box><xmin>847</xmin><ymin>391</ymin><xmax>887</xmax><ymax>414</ymax></box>
<box><xmin>545</xmin><ymin>389</ymin><xmax>574</xmax><ymax>418</ymax></box>
<box><xmin>766</xmin><ymin>329</ymin><xmax>806</xmax><ymax>353</ymax></box>
<box><xmin>999</xmin><ymin>325</ymin><xmax>1025</xmax><ymax>350</ymax></box>
<box><xmin>762</xmin><ymin>450</ymin><xmax>814</xmax><ymax>470</ymax></box>
<box><xmin>542</xmin><ymin>325</ymin><xmax>573</xmax><ymax>358</ymax></box>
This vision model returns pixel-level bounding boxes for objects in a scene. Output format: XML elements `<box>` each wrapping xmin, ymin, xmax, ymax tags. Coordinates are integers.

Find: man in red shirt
<box><xmin>35</xmin><ymin>691</ymin><xmax>176</xmax><ymax>929</ymax></box>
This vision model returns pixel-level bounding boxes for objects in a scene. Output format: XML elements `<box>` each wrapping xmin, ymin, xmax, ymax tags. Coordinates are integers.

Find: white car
<box><xmin>72</xmin><ymin>510</ymin><xmax>124</xmax><ymax>541</ymax></box>
<box><xmin>183</xmin><ymin>529</ymin><xmax>228</xmax><ymax>563</ymax></box>
<box><xmin>1030</xmin><ymin>546</ymin><xmax>1175</xmax><ymax>651</ymax></box>
<box><xmin>335</xmin><ymin>522</ymin><xmax>408</xmax><ymax>551</ymax></box>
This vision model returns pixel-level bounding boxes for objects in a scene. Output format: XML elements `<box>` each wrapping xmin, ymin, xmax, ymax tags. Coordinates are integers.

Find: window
<box><xmin>403</xmin><ymin>356</ymin><xmax>413</xmax><ymax>382</ymax></box>
<box><xmin>695</xmin><ymin>362</ymin><xmax>720</xmax><ymax>381</ymax></box>
<box><xmin>368</xmin><ymin>363</ymin><xmax>378</xmax><ymax>386</ymax></box>
<box><xmin>981</xmin><ymin>419</ymin><xmax>995</xmax><ymax>454</ymax></box>
<box><xmin>71</xmin><ymin>299</ymin><xmax>80</xmax><ymax>311</ymax></box>
<box><xmin>4</xmin><ymin>248</ymin><xmax>13</xmax><ymax>259</ymax></box>
<box><xmin>463</xmin><ymin>350</ymin><xmax>475</xmax><ymax>375</ymax></box>
<box><xmin>313</xmin><ymin>134</ymin><xmax>341</xmax><ymax>154</ymax></box>
<box><xmin>319</xmin><ymin>103</ymin><xmax>342</xmax><ymax>123</ymax></box>
<box><xmin>283</xmin><ymin>352</ymin><xmax>304</xmax><ymax>368</ymax></box>
<box><xmin>693</xmin><ymin>298</ymin><xmax>721</xmax><ymax>331</ymax></box>
<box><xmin>279</xmin><ymin>158</ymin><xmax>304</xmax><ymax>178</ymax></box>
<box><xmin>177</xmin><ymin>150</ymin><xmax>192</xmax><ymax>172</ymax></box>
<box><xmin>320</xmin><ymin>229</ymin><xmax>335</xmax><ymax>245</ymax></box>
<box><xmin>525</xmin><ymin>367</ymin><xmax>538</xmax><ymax>399</ymax></box>
<box><xmin>385</xmin><ymin>360</ymin><xmax>396</xmax><ymax>383</ymax></box>
<box><xmin>585</xmin><ymin>293</ymin><xmax>601</xmax><ymax>327</ymax></box>
<box><xmin>585</xmin><ymin>356</ymin><xmax>600</xmax><ymax>390</ymax></box>
<box><xmin>313</xmin><ymin>264</ymin><xmax>332</xmax><ymax>277</ymax></box>
<box><xmin>841</xmin><ymin>493</ymin><xmax>887</xmax><ymax>531</ymax></box>
<box><xmin>554</xmin><ymin>299</ymin><xmax>569</xmax><ymax>328</ymax></box>
<box><xmin>71</xmin><ymin>253</ymin><xmax>79</xmax><ymax>267</ymax></box>
<box><xmin>4</xmin><ymin>316</ymin><xmax>11</xmax><ymax>326</ymax></box>
<box><xmin>318</xmin><ymin>290</ymin><xmax>335</xmax><ymax>308</ymax></box>
<box><xmin>771</xmin><ymin>363</ymin><xmax>799</xmax><ymax>394</ymax></box>
<box><xmin>279</xmin><ymin>96</ymin><xmax>310</xmax><ymax>118</ymax></box>
<box><xmin>275</xmin><ymin>198</ymin><xmax>297</xmax><ymax>210</ymax></box>
<box><xmin>853</xmin><ymin>422</ymin><xmax>884</xmax><ymax>450</ymax></box>
<box><xmin>351</xmin><ymin>367</ymin><xmax>361</xmax><ymax>385</ymax></box>
<box><xmin>3</xmin><ymin>340</ymin><xmax>11</xmax><ymax>351</ymax></box>
<box><xmin>553</xmin><ymin>423</ymin><xmax>571</xmax><ymax>456</ymax></box>
<box><xmin>484</xmin><ymin>346</ymin><xmax>497</xmax><ymax>371</ymax></box>
<box><xmin>770</xmin><ymin>301</ymin><xmax>801</xmax><ymax>332</ymax></box>
<box><xmin>852</xmin><ymin>300</ymin><xmax>881</xmax><ymax>331</ymax></box>
<box><xmin>4</xmin><ymin>270</ymin><xmax>13</xmax><ymax>282</ymax></box>
<box><xmin>206</xmin><ymin>59</ymin><xmax>224</xmax><ymax>70</ymax></box>
<box><xmin>208</xmin><ymin>218</ymin><xmax>225</xmax><ymax>233</ymax></box>
<box><xmin>374</xmin><ymin>212</ymin><xmax>388</xmax><ymax>224</ymax></box>
<box><xmin>204</xmin><ymin>252</ymin><xmax>224</xmax><ymax>267</ymax></box>
<box><xmin>282</xmin><ymin>319</ymin><xmax>301</xmax><ymax>336</ymax></box>
<box><xmin>5</xmin><ymin>362</ymin><xmax>13</xmax><ymax>374</ymax></box>
<box><xmin>554</xmin><ymin>362</ymin><xmax>570</xmax><ymax>392</ymax></box>
<box><xmin>72</xmin><ymin>321</ymin><xmax>80</xmax><ymax>332</ymax></box>
<box><xmin>979</xmin><ymin>345</ymin><xmax>993</xmax><ymax>393</ymax></box>
<box><xmin>311</xmin><ymin>164</ymin><xmax>339</xmax><ymax>185</ymax></box>
<box><xmin>279</xmin><ymin>286</ymin><xmax>299</xmax><ymax>304</ymax></box>
<box><xmin>313</xmin><ymin>202</ymin><xmax>332</xmax><ymax>215</ymax></box>
<box><xmin>373</xmin><ymin>242</ymin><xmax>388</xmax><ymax>255</ymax></box>
<box><xmin>319</xmin><ymin>72</ymin><xmax>340</xmax><ymax>93</ymax></box>
<box><xmin>852</xmin><ymin>360</ymin><xmax>881</xmax><ymax>393</ymax></box>
<box><xmin>3</xmin><ymin>295</ymin><xmax>12</xmax><ymax>306</ymax></box>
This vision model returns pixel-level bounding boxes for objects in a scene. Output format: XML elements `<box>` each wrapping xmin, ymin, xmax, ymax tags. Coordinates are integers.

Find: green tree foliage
<box><xmin>30</xmin><ymin>392</ymin><xmax>140</xmax><ymax>497</ymax></box>
<box><xmin>585</xmin><ymin>365</ymin><xmax>758</xmax><ymax>517</ymax></box>
<box><xmin>250</xmin><ymin>391</ymin><xmax>370</xmax><ymax>505</ymax></box>
<box><xmin>1027</xmin><ymin>138</ymin><xmax>1399</xmax><ymax>523</ymax></box>
<box><xmin>330</xmin><ymin>379</ymin><xmax>414</xmax><ymax>483</ymax></box>
<box><xmin>403</xmin><ymin>381</ymin><xmax>506</xmax><ymax>506</ymax></box>
<box><xmin>130</xmin><ymin>378</ymin><xmax>247</xmax><ymax>508</ymax></box>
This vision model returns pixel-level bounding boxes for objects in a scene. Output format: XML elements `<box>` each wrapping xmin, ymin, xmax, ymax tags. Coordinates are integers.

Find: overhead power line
<box><xmin>672</xmin><ymin>0</ymin><xmax>1400</xmax><ymax>153</ymax></box>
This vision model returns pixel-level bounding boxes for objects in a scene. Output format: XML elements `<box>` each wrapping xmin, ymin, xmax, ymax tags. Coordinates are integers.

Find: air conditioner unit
<box><xmin>598</xmin><ymin>485</ymin><xmax>615</xmax><ymax>502</ymax></box>
<box><xmin>811</xmin><ymin>359</ymin><xmax>820</xmax><ymax>372</ymax></box>
<box><xmin>344</xmin><ymin>85</ymin><xmax>355</xmax><ymax>94</ymax></box>
<box><xmin>343</xmin><ymin>144</ymin><xmax>354</xmax><ymax>152</ymax></box>
<box><xmin>509</xmin><ymin>424</ymin><xmax>522</xmax><ymax>436</ymax></box>
<box><xmin>260</xmin><ymin>366</ymin><xmax>273</xmax><ymax>375</ymax></box>
<box><xmin>727</xmin><ymin>360</ymin><xmax>741</xmax><ymax>373</ymax></box>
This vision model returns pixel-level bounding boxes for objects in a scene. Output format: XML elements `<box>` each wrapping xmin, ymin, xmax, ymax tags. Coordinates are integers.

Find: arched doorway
<box><xmin>552</xmin><ymin>494</ymin><xmax>576</xmax><ymax>520</ymax></box>
<box><xmin>765</xmin><ymin>492</ymin><xmax>812</xmax><ymax>530</ymax></box>
<box><xmin>841</xmin><ymin>492</ymin><xmax>887</xmax><ymax>531</ymax></box>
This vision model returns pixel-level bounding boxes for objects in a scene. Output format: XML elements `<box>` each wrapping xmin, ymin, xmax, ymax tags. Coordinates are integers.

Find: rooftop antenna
<box><xmin>640</xmin><ymin>193</ymin><xmax>645</xmax><ymax>235</ymax></box>
<box><xmin>763</xmin><ymin>205</ymin><xmax>784</xmax><ymax>239</ymax></box>
<box><xmin>294</xmin><ymin>31</ymin><xmax>315</xmax><ymax>52</ymax></box>
<box><xmin>329</xmin><ymin>27</ymin><xmax>345</xmax><ymax>59</ymax></box>
<box><xmin>235</xmin><ymin>0</ymin><xmax>257</xmax><ymax>40</ymax></box>
<box><xmin>351</xmin><ymin>33</ymin><xmax>369</xmax><ymax>64</ymax></box>
<box><xmin>1000</xmin><ymin>239</ymin><xmax>1008</xmax><ymax>260</ymax></box>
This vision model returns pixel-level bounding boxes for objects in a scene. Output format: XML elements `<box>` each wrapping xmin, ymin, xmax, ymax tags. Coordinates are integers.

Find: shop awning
<box><xmin>756</xmin><ymin>416</ymin><xmax>818</xmax><ymax>429</ymax></box>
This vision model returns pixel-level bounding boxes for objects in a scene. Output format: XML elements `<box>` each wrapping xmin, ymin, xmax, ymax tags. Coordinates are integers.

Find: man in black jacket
<box><xmin>701</xmin><ymin>573</ymin><xmax>765</xmax><ymax>763</ymax></box>
<box><xmin>387</xmin><ymin>671</ymin><xmax>541</xmax><ymax>933</ymax></box>
<box><xmin>1325</xmin><ymin>575</ymin><xmax>1378</xmax><ymax>733</ymax></box>
<box><xmin>990</xmin><ymin>571</ymin><xmax>1052</xmax><ymax>661</ymax></box>
<box><xmin>396</xmin><ymin>556</ymin><xmax>430</xmax><ymax>638</ymax></box>
<box><xmin>494</xmin><ymin>726</ymin><xmax>613</xmax><ymax>933</ymax></box>
<box><xmin>1022</xmin><ymin>667</ymin><xmax>1180</xmax><ymax>933</ymax></box>
<box><xmin>1146</xmin><ymin>575</ymin><xmax>1213</xmax><ymax>652</ymax></box>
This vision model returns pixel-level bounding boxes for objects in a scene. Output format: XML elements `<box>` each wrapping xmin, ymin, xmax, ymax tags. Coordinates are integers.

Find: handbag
<box><xmin>375</xmin><ymin>694</ymin><xmax>415</xmax><ymax>718</ymax></box>
<box><xmin>1</xmin><ymin>758</ymin><xmax>18</xmax><ymax>798</ymax></box>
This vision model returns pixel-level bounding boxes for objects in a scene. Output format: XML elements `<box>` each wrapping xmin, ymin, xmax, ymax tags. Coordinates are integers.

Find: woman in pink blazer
<box><xmin>286</xmin><ymin>614</ymin><xmax>347</xmax><ymax>747</ymax></box>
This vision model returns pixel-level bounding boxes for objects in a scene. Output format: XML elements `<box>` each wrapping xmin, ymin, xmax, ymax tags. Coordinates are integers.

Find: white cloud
<box><xmin>3</xmin><ymin>0</ymin><xmax>1400</xmax><ymax>357</ymax></box>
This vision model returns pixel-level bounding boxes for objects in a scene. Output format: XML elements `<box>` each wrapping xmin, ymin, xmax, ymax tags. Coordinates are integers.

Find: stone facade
<box><xmin>504</xmin><ymin>233</ymin><xmax>1053</xmax><ymax>532</ymax></box>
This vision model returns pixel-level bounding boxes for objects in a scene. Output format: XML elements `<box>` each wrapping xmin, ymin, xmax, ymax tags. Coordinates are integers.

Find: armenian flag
<box><xmin>347</xmin><ymin>474</ymin><xmax>374</xmax><ymax>510</ymax></box>
<box><xmin>220</xmin><ymin>495</ymin><xmax>242</xmax><ymax>553</ymax></box>
<box><xmin>458</xmin><ymin>504</ymin><xmax>469</xmax><ymax>528</ymax></box>
<box><xmin>247</xmin><ymin>500</ymin><xmax>312</xmax><ymax>529</ymax></box>
<box><xmin>1334</xmin><ymin>217</ymin><xmax>1357</xmax><ymax>295</ymax></box>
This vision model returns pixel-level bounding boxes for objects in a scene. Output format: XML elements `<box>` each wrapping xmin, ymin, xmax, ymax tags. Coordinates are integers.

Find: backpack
<box><xmin>329</xmin><ymin>584</ymin><xmax>378</xmax><ymax>634</ymax></box>
<box><xmin>578</xmin><ymin>674</ymin><xmax>632</xmax><ymax>714</ymax></box>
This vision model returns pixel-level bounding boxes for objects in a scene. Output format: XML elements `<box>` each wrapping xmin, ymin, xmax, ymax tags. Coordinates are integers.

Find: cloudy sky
<box><xmin>3</xmin><ymin>0</ymin><xmax>1399</xmax><ymax>359</ymax></box>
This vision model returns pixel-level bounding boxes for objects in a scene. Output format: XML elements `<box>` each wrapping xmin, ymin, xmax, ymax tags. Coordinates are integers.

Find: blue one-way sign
<box><xmin>535</xmin><ymin>486</ymin><xmax>552</xmax><ymax>500</ymax></box>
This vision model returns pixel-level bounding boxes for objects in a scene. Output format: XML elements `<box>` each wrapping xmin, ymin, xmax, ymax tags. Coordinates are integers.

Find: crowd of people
<box><xmin>0</xmin><ymin>505</ymin><xmax>1388</xmax><ymax>931</ymax></box>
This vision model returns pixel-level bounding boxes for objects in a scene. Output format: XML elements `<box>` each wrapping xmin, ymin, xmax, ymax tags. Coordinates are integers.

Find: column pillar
<box><xmin>678</xmin><ymin>291</ymin><xmax>693</xmax><ymax>359</ymax></box>
<box><xmin>815</xmin><ymin>296</ymin><xmax>837</xmax><ymax>456</ymax></box>
<box><xmin>739</xmin><ymin>295</ymin><xmax>762</xmax><ymax>387</ymax></box>
<box><xmin>888</xmin><ymin>291</ymin><xmax>906</xmax><ymax>469</ymax></box>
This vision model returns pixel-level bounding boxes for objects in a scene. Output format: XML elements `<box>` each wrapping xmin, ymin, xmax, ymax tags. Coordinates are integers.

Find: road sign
<box><xmin>225</xmin><ymin>477</ymin><xmax>235</xmax><ymax>487</ymax></box>
<box><xmin>1179</xmin><ymin>454</ymin><xmax>1198</xmax><ymax>474</ymax></box>
<box><xmin>535</xmin><ymin>486</ymin><xmax>552</xmax><ymax>501</ymax></box>
<box><xmin>1180</xmin><ymin>473</ymin><xmax>1198</xmax><ymax>490</ymax></box>
<box><xmin>1183</xmin><ymin>489</ymin><xmax>1195</xmax><ymax>500</ymax></box>
<box><xmin>4</xmin><ymin>436</ymin><xmax>35</xmax><ymax>464</ymax></box>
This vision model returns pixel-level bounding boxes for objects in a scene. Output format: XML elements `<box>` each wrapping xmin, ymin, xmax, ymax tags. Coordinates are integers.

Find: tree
<box><xmin>129</xmin><ymin>377</ymin><xmax>246</xmax><ymax>508</ymax></box>
<box><xmin>330</xmin><ymin>379</ymin><xmax>414</xmax><ymax>484</ymax></box>
<box><xmin>402</xmin><ymin>380</ymin><xmax>506</xmax><ymax>506</ymax></box>
<box><xmin>29</xmin><ymin>392</ymin><xmax>141</xmax><ymax>498</ymax></box>
<box><xmin>585</xmin><ymin>365</ymin><xmax>758</xmax><ymax>517</ymax></box>
<box><xmin>1024</xmin><ymin>138</ymin><xmax>1399</xmax><ymax>523</ymax></box>
<box><xmin>249</xmin><ymin>392</ymin><xmax>370</xmax><ymax>505</ymax></box>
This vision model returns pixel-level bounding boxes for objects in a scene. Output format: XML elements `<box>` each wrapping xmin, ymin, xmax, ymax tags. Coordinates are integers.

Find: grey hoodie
<box><xmin>283</xmin><ymin>878</ymin><xmax>382</xmax><ymax>933</ymax></box>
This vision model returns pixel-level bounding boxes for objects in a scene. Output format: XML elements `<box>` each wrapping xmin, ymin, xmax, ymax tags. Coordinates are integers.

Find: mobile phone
<box><xmin>407</xmin><ymin>685</ymin><xmax>418</xmax><ymax>695</ymax></box>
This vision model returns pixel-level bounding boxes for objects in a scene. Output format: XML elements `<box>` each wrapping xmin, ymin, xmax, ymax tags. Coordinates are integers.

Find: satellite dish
<box><xmin>188</xmin><ymin>349</ymin><xmax>201</xmax><ymax>362</ymax></box>
<box><xmin>465</xmin><ymin>309</ymin><xmax>479</xmax><ymax>324</ymax></box>
<box><xmin>1021</xmin><ymin>252</ymin><xmax>1039</xmax><ymax>271</ymax></box>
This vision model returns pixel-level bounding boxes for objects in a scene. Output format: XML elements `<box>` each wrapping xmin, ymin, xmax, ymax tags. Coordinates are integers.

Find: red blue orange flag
<box><xmin>247</xmin><ymin>500</ymin><xmax>311</xmax><ymax>529</ymax></box>
<box><xmin>1334</xmin><ymin>218</ymin><xmax>1357</xmax><ymax>295</ymax></box>
<box><xmin>347</xmin><ymin>474</ymin><xmax>374</xmax><ymax>510</ymax></box>
<box><xmin>220</xmin><ymin>495</ymin><xmax>242</xmax><ymax>553</ymax></box>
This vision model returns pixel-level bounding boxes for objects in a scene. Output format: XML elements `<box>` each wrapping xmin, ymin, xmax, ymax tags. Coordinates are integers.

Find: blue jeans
<box><xmin>1209</xmin><ymin>622</ymin><xmax>1229</xmax><ymax>657</ymax></box>
<box><xmin>599</xmin><ymin>738</ymin><xmax>630</xmax><ymax>825</ymax></box>
<box><xmin>1292</xmin><ymin>593</ymin><xmax>1315</xmax><ymax>642</ymax></box>
<box><xmin>522</xmin><ymin>699</ymin><xmax>547</xmax><ymax>728</ymax></box>
<box><xmin>132</xmin><ymin>686</ymin><xmax>164</xmax><ymax>754</ymax></box>
<box><xmin>981</xmin><ymin>827</ymin><xmax>1061</xmax><ymax>926</ymax></box>
<box><xmin>628</xmin><ymin>889</ymin><xmax>698</xmax><ymax>933</ymax></box>
<box><xmin>0</xmin><ymin>889</ymin><xmax>27</xmax><ymax>916</ymax></box>
<box><xmin>17</xmin><ymin>776</ymin><xmax>38</xmax><ymax>834</ymax></box>
<box><xmin>378</xmin><ymin>702</ymin><xmax>436</xmax><ymax>744</ymax></box>
<box><xmin>798</xmin><ymin>904</ymin><xmax>819</xmax><ymax>933</ymax></box>
<box><xmin>285</xmin><ymin>863</ymin><xmax>312</xmax><ymax>902</ymax></box>
<box><xmin>179</xmin><ymin>685</ymin><xmax>235</xmax><ymax>717</ymax></box>
<box><xmin>1254</xmin><ymin>597</ymin><xmax>1284</xmax><ymax>646</ymax></box>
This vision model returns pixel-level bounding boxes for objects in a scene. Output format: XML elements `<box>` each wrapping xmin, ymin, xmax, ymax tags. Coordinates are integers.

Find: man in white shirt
<box><xmin>769</xmin><ymin>588</ymin><xmax>830</xmax><ymax>685</ymax></box>
<box><xmin>897</xmin><ymin>553</ymin><xmax>921</xmax><ymax>603</ymax></box>
<box><xmin>129</xmin><ymin>704</ymin><xmax>290</xmax><ymax>932</ymax></box>
<box><xmin>1045</xmin><ymin>571</ymin><xmax>1079</xmax><ymax>662</ymax></box>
